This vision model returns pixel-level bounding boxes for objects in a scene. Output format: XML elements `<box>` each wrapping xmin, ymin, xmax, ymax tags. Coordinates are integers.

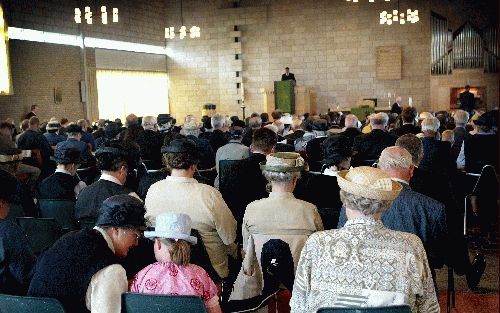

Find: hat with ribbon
<box><xmin>161</xmin><ymin>138</ymin><xmax>198</xmax><ymax>155</ymax></box>
<box><xmin>50</xmin><ymin>144</ymin><xmax>82</xmax><ymax>164</ymax></box>
<box><xmin>0</xmin><ymin>149</ymin><xmax>23</xmax><ymax>164</ymax></box>
<box><xmin>96</xmin><ymin>194</ymin><xmax>146</xmax><ymax>230</ymax></box>
<box><xmin>260</xmin><ymin>152</ymin><xmax>306</xmax><ymax>172</ymax></box>
<box><xmin>337</xmin><ymin>166</ymin><xmax>402</xmax><ymax>201</ymax></box>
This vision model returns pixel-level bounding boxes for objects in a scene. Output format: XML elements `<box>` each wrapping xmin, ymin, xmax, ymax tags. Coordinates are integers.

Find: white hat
<box><xmin>144</xmin><ymin>213</ymin><xmax>198</xmax><ymax>245</ymax></box>
<box><xmin>280</xmin><ymin>114</ymin><xmax>293</xmax><ymax>125</ymax></box>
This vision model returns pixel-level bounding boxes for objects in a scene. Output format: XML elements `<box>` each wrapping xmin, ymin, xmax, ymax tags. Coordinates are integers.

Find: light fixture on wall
<box><xmin>74</xmin><ymin>6</ymin><xmax>118</xmax><ymax>25</ymax></box>
<box><xmin>379</xmin><ymin>0</ymin><xmax>419</xmax><ymax>25</ymax></box>
<box><xmin>164</xmin><ymin>0</ymin><xmax>200</xmax><ymax>40</ymax></box>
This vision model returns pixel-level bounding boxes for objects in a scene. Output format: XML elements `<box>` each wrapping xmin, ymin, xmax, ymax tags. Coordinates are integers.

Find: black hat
<box><xmin>322</xmin><ymin>135</ymin><xmax>353</xmax><ymax>168</ymax></box>
<box><xmin>66</xmin><ymin>124</ymin><xmax>83</xmax><ymax>134</ymax></box>
<box><xmin>0</xmin><ymin>148</ymin><xmax>23</xmax><ymax>164</ymax></box>
<box><xmin>95</xmin><ymin>145</ymin><xmax>128</xmax><ymax>158</ymax></box>
<box><xmin>0</xmin><ymin>170</ymin><xmax>18</xmax><ymax>202</ymax></box>
<box><xmin>50</xmin><ymin>144</ymin><xmax>82</xmax><ymax>164</ymax></box>
<box><xmin>104</xmin><ymin>122</ymin><xmax>121</xmax><ymax>139</ymax></box>
<box><xmin>474</xmin><ymin>111</ymin><xmax>497</xmax><ymax>128</ymax></box>
<box><xmin>161</xmin><ymin>138</ymin><xmax>198</xmax><ymax>155</ymax></box>
<box><xmin>96</xmin><ymin>194</ymin><xmax>146</xmax><ymax>230</ymax></box>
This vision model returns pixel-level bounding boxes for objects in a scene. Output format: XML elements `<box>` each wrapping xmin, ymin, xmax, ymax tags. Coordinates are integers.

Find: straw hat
<box><xmin>260</xmin><ymin>152</ymin><xmax>306</xmax><ymax>172</ymax></box>
<box><xmin>337</xmin><ymin>166</ymin><xmax>402</xmax><ymax>201</ymax></box>
<box><xmin>0</xmin><ymin>149</ymin><xmax>23</xmax><ymax>164</ymax></box>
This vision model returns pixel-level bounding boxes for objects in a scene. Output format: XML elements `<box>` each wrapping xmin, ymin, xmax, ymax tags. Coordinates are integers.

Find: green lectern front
<box><xmin>274</xmin><ymin>80</ymin><xmax>295</xmax><ymax>114</ymax></box>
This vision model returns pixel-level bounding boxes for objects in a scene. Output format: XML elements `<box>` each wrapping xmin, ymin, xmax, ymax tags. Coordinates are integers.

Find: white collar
<box><xmin>100</xmin><ymin>172</ymin><xmax>123</xmax><ymax>185</ymax></box>
<box><xmin>323</xmin><ymin>167</ymin><xmax>338</xmax><ymax>177</ymax></box>
<box><xmin>55</xmin><ymin>168</ymin><xmax>73</xmax><ymax>175</ymax></box>
<box><xmin>93</xmin><ymin>226</ymin><xmax>115</xmax><ymax>253</ymax></box>
<box><xmin>391</xmin><ymin>177</ymin><xmax>409</xmax><ymax>185</ymax></box>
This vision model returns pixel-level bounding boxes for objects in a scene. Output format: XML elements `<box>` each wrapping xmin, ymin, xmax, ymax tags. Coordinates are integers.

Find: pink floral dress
<box><xmin>129</xmin><ymin>262</ymin><xmax>219</xmax><ymax>309</ymax></box>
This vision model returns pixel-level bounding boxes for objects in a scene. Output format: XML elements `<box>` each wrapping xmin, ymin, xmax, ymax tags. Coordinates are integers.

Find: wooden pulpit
<box><xmin>274</xmin><ymin>80</ymin><xmax>295</xmax><ymax>113</ymax></box>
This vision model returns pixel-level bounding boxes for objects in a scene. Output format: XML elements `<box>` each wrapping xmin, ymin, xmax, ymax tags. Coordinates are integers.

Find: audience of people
<box><xmin>0</xmin><ymin>103</ymin><xmax>497</xmax><ymax>313</ymax></box>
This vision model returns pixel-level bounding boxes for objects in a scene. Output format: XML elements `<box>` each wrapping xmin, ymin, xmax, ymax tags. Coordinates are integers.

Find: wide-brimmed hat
<box><xmin>161</xmin><ymin>138</ymin><xmax>198</xmax><ymax>155</ymax></box>
<box><xmin>144</xmin><ymin>212</ymin><xmax>197</xmax><ymax>245</ymax></box>
<box><xmin>0</xmin><ymin>149</ymin><xmax>23</xmax><ymax>164</ymax></box>
<box><xmin>96</xmin><ymin>194</ymin><xmax>146</xmax><ymax>230</ymax></box>
<box><xmin>280</xmin><ymin>114</ymin><xmax>293</xmax><ymax>125</ymax></box>
<box><xmin>337</xmin><ymin>166</ymin><xmax>402</xmax><ymax>201</ymax></box>
<box><xmin>50</xmin><ymin>144</ymin><xmax>81</xmax><ymax>164</ymax></box>
<box><xmin>46</xmin><ymin>121</ymin><xmax>61</xmax><ymax>131</ymax></box>
<box><xmin>260</xmin><ymin>152</ymin><xmax>306</xmax><ymax>172</ymax></box>
<box><xmin>322</xmin><ymin>135</ymin><xmax>353</xmax><ymax>167</ymax></box>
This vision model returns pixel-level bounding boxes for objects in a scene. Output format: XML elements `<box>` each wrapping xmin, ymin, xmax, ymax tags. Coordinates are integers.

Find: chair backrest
<box><xmin>317</xmin><ymin>305</ymin><xmax>412</xmax><ymax>313</ymax></box>
<box><xmin>16</xmin><ymin>217</ymin><xmax>61</xmax><ymax>255</ymax></box>
<box><xmin>5</xmin><ymin>203</ymin><xmax>25</xmax><ymax>223</ymax></box>
<box><xmin>0</xmin><ymin>293</ymin><xmax>66</xmax><ymax>313</ymax></box>
<box><xmin>121</xmin><ymin>293</ymin><xmax>207</xmax><ymax>313</ymax></box>
<box><xmin>471</xmin><ymin>165</ymin><xmax>499</xmax><ymax>197</ymax></box>
<box><xmin>38</xmin><ymin>199</ymin><xmax>78</xmax><ymax>230</ymax></box>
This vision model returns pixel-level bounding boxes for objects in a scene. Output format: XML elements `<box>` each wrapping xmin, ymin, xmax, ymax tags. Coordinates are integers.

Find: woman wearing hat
<box><xmin>290</xmin><ymin>166</ymin><xmax>439</xmax><ymax>313</ymax></box>
<box><xmin>130</xmin><ymin>212</ymin><xmax>222</xmax><ymax>313</ymax></box>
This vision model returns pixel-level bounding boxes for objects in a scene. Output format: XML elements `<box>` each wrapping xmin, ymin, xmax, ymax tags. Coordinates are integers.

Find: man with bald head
<box><xmin>339</xmin><ymin>146</ymin><xmax>448</xmax><ymax>285</ymax></box>
<box><xmin>352</xmin><ymin>112</ymin><xmax>397</xmax><ymax>166</ymax></box>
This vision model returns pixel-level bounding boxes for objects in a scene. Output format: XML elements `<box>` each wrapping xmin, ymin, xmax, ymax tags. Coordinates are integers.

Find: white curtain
<box><xmin>96</xmin><ymin>70</ymin><xmax>168</xmax><ymax>121</ymax></box>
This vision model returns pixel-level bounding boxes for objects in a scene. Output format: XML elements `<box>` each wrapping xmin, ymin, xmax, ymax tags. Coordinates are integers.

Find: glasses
<box><xmin>124</xmin><ymin>228</ymin><xmax>142</xmax><ymax>240</ymax></box>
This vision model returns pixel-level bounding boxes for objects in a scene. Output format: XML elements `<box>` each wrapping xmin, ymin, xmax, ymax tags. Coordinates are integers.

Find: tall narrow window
<box><xmin>0</xmin><ymin>5</ymin><xmax>12</xmax><ymax>94</ymax></box>
<box><xmin>96</xmin><ymin>70</ymin><xmax>169</xmax><ymax>121</ymax></box>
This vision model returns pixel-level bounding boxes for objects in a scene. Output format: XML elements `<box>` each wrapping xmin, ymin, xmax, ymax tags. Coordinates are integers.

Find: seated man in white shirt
<box><xmin>28</xmin><ymin>194</ymin><xmax>145</xmax><ymax>313</ymax></box>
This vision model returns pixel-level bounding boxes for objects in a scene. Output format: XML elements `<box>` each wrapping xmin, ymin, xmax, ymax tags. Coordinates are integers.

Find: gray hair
<box><xmin>340</xmin><ymin>190</ymin><xmax>392</xmax><ymax>215</ymax></box>
<box><xmin>248</xmin><ymin>116</ymin><xmax>262</xmax><ymax>129</ymax></box>
<box><xmin>142</xmin><ymin>116</ymin><xmax>157</xmax><ymax>130</ymax></box>
<box><xmin>370</xmin><ymin>112</ymin><xmax>389</xmax><ymax>126</ymax></box>
<box><xmin>211</xmin><ymin>113</ymin><xmax>226</xmax><ymax>129</ymax></box>
<box><xmin>262</xmin><ymin>170</ymin><xmax>301</xmax><ymax>184</ymax></box>
<box><xmin>421</xmin><ymin>117</ymin><xmax>440</xmax><ymax>133</ymax></box>
<box><xmin>453</xmin><ymin>110</ymin><xmax>469</xmax><ymax>126</ymax></box>
<box><xmin>344</xmin><ymin>114</ymin><xmax>359</xmax><ymax>128</ymax></box>
<box><xmin>180</xmin><ymin>128</ymin><xmax>200</xmax><ymax>137</ymax></box>
<box><xmin>395</xmin><ymin>134</ymin><xmax>423</xmax><ymax>166</ymax></box>
<box><xmin>378</xmin><ymin>146</ymin><xmax>413</xmax><ymax>170</ymax></box>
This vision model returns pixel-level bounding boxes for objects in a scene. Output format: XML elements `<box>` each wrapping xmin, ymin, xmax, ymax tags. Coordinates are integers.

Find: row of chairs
<box><xmin>0</xmin><ymin>293</ymin><xmax>412</xmax><ymax>313</ymax></box>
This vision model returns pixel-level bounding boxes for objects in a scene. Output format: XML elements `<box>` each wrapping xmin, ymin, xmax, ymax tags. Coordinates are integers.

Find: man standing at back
<box><xmin>459</xmin><ymin>85</ymin><xmax>475</xmax><ymax>115</ymax></box>
<box><xmin>24</xmin><ymin>105</ymin><xmax>38</xmax><ymax>120</ymax></box>
<box><xmin>281</xmin><ymin>67</ymin><xmax>296</xmax><ymax>82</ymax></box>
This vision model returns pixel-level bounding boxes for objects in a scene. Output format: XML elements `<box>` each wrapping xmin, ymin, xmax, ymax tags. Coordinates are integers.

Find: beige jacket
<box><xmin>145</xmin><ymin>176</ymin><xmax>237</xmax><ymax>278</ymax></box>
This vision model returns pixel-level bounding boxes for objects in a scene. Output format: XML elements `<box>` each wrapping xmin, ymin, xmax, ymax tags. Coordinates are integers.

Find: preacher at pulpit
<box><xmin>281</xmin><ymin>67</ymin><xmax>296</xmax><ymax>81</ymax></box>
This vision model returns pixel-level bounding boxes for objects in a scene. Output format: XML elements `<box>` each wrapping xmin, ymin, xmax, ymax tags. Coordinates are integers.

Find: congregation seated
<box><xmin>241</xmin><ymin>115</ymin><xmax>262</xmax><ymax>146</ymax></box>
<box><xmin>339</xmin><ymin>114</ymin><xmax>361</xmax><ymax>147</ymax></box>
<box><xmin>180</xmin><ymin>118</ymin><xmax>215</xmax><ymax>170</ymax></box>
<box><xmin>145</xmin><ymin>138</ymin><xmax>237</xmax><ymax>280</ymax></box>
<box><xmin>389</xmin><ymin>106</ymin><xmax>421</xmax><ymax>137</ymax></box>
<box><xmin>0</xmin><ymin>149</ymin><xmax>37</xmax><ymax>216</ymax></box>
<box><xmin>56</xmin><ymin>124</ymin><xmax>95</xmax><ymax>166</ymax></box>
<box><xmin>75</xmin><ymin>142</ymin><xmax>139</xmax><ymax>222</ymax></box>
<box><xmin>119</xmin><ymin>113</ymin><xmax>143</xmax><ymax>142</ymax></box>
<box><xmin>214</xmin><ymin>126</ymin><xmax>249</xmax><ymax>189</ymax></box>
<box><xmin>205</xmin><ymin>113</ymin><xmax>229</xmax><ymax>154</ymax></box>
<box><xmin>17</xmin><ymin>116</ymin><xmax>53</xmax><ymax>176</ymax></box>
<box><xmin>28</xmin><ymin>195</ymin><xmax>146</xmax><ymax>313</ymax></box>
<box><xmin>352</xmin><ymin>112</ymin><xmax>397</xmax><ymax>166</ymax></box>
<box><xmin>77</xmin><ymin>119</ymin><xmax>96</xmax><ymax>151</ymax></box>
<box><xmin>37</xmin><ymin>145</ymin><xmax>87</xmax><ymax>200</ymax></box>
<box><xmin>457</xmin><ymin>110</ymin><xmax>498</xmax><ymax>173</ymax></box>
<box><xmin>451</xmin><ymin>110</ymin><xmax>470</xmax><ymax>158</ymax></box>
<box><xmin>43</xmin><ymin>121</ymin><xmax>66</xmax><ymax>146</ymax></box>
<box><xmin>129</xmin><ymin>212</ymin><xmax>222</xmax><ymax>313</ymax></box>
<box><xmin>95</xmin><ymin>121</ymin><xmax>121</xmax><ymax>150</ymax></box>
<box><xmin>135</xmin><ymin>116</ymin><xmax>164</xmax><ymax>170</ymax></box>
<box><xmin>419</xmin><ymin>117</ymin><xmax>455</xmax><ymax>176</ymax></box>
<box><xmin>0</xmin><ymin>170</ymin><xmax>36</xmax><ymax>295</ymax></box>
<box><xmin>291</xmin><ymin>166</ymin><xmax>439</xmax><ymax>313</ymax></box>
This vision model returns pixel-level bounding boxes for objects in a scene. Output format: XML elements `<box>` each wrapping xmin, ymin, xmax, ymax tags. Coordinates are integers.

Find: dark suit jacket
<box><xmin>452</xmin><ymin>126</ymin><xmax>469</xmax><ymax>158</ymax></box>
<box><xmin>352</xmin><ymin>129</ymin><xmax>397</xmax><ymax>166</ymax></box>
<box><xmin>341</xmin><ymin>127</ymin><xmax>362</xmax><ymax>148</ymax></box>
<box><xmin>136</xmin><ymin>130</ymin><xmax>164</xmax><ymax>169</ymax></box>
<box><xmin>464</xmin><ymin>133</ymin><xmax>498</xmax><ymax>173</ymax></box>
<box><xmin>391</xmin><ymin>102</ymin><xmax>402</xmax><ymax>115</ymax></box>
<box><xmin>420</xmin><ymin>137</ymin><xmax>454</xmax><ymax>175</ymax></box>
<box><xmin>207</xmin><ymin>129</ymin><xmax>228</xmax><ymax>155</ymax></box>
<box><xmin>338</xmin><ymin>183</ymin><xmax>448</xmax><ymax>269</ymax></box>
<box><xmin>389</xmin><ymin>124</ymin><xmax>421</xmax><ymax>137</ymax></box>
<box><xmin>281</xmin><ymin>73</ymin><xmax>296</xmax><ymax>81</ymax></box>
<box><xmin>24</xmin><ymin>112</ymin><xmax>36</xmax><ymax>120</ymax></box>
<box><xmin>459</xmin><ymin>91</ymin><xmax>475</xmax><ymax>113</ymax></box>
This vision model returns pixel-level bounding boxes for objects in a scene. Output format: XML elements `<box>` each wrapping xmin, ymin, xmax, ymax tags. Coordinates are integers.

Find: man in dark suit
<box><xmin>459</xmin><ymin>85</ymin><xmax>475</xmax><ymax>115</ymax></box>
<box><xmin>352</xmin><ymin>112</ymin><xmax>397</xmax><ymax>166</ymax></box>
<box><xmin>390</xmin><ymin>96</ymin><xmax>403</xmax><ymax>115</ymax></box>
<box><xmin>451</xmin><ymin>109</ymin><xmax>470</xmax><ymax>158</ymax></box>
<box><xmin>420</xmin><ymin>117</ymin><xmax>455</xmax><ymax>176</ymax></box>
<box><xmin>17</xmin><ymin>116</ymin><xmax>53</xmax><ymax>177</ymax></box>
<box><xmin>281</xmin><ymin>67</ymin><xmax>295</xmax><ymax>81</ymax></box>
<box><xmin>135</xmin><ymin>116</ymin><xmax>165</xmax><ymax>170</ymax></box>
<box><xmin>56</xmin><ymin>124</ymin><xmax>95</xmax><ymax>166</ymax></box>
<box><xmin>395</xmin><ymin>136</ymin><xmax>486</xmax><ymax>289</ymax></box>
<box><xmin>390</xmin><ymin>106</ymin><xmax>420</xmax><ymax>137</ymax></box>
<box><xmin>24</xmin><ymin>105</ymin><xmax>38</xmax><ymax>120</ymax></box>
<box><xmin>340</xmin><ymin>114</ymin><xmax>361</xmax><ymax>147</ymax></box>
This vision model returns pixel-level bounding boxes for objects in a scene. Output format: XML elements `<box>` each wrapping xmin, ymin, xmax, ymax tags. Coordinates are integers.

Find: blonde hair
<box><xmin>160</xmin><ymin>239</ymin><xmax>191</xmax><ymax>266</ymax></box>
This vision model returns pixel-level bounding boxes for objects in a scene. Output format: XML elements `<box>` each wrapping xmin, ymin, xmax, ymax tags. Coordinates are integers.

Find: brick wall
<box><xmin>0</xmin><ymin>40</ymin><xmax>85</xmax><ymax>123</ymax></box>
<box><xmin>166</xmin><ymin>0</ymin><xmax>432</xmax><ymax>119</ymax></box>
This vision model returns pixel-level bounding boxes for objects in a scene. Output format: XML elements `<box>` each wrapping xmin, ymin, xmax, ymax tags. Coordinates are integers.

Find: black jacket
<box><xmin>352</xmin><ymin>129</ymin><xmax>397</xmax><ymax>166</ymax></box>
<box><xmin>281</xmin><ymin>73</ymin><xmax>296</xmax><ymax>81</ymax></box>
<box><xmin>389</xmin><ymin>124</ymin><xmax>421</xmax><ymax>137</ymax></box>
<box><xmin>75</xmin><ymin>179</ymin><xmax>131</xmax><ymax>220</ymax></box>
<box><xmin>38</xmin><ymin>172</ymin><xmax>81</xmax><ymax>200</ymax></box>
